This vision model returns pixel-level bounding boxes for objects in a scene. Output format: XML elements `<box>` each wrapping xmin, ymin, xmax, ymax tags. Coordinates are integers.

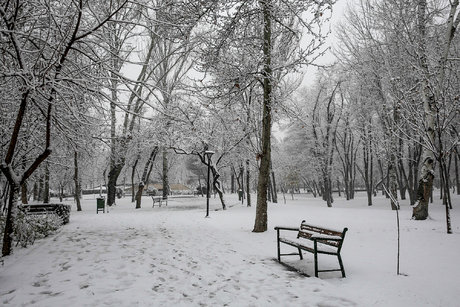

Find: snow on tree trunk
<box><xmin>412</xmin><ymin>81</ymin><xmax>435</xmax><ymax>220</ymax></box>
<box><xmin>412</xmin><ymin>0</ymin><xmax>435</xmax><ymax>220</ymax></box>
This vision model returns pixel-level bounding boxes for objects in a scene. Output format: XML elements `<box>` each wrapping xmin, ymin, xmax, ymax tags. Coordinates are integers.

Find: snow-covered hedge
<box><xmin>0</xmin><ymin>209</ymin><xmax>63</xmax><ymax>249</ymax></box>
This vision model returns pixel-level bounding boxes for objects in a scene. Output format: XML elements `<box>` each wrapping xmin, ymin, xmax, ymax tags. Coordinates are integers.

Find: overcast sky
<box><xmin>301</xmin><ymin>0</ymin><xmax>353</xmax><ymax>86</ymax></box>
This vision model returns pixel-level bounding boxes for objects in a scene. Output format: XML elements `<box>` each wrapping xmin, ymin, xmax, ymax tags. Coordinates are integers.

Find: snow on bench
<box><xmin>274</xmin><ymin>220</ymin><xmax>348</xmax><ymax>278</ymax></box>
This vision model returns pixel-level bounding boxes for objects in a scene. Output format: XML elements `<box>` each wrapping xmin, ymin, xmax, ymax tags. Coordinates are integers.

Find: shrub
<box><xmin>0</xmin><ymin>209</ymin><xmax>63</xmax><ymax>249</ymax></box>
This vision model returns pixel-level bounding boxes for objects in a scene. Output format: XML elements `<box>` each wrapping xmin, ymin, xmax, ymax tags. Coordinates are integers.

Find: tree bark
<box><xmin>2</xmin><ymin>183</ymin><xmax>19</xmax><ymax>256</ymax></box>
<box><xmin>21</xmin><ymin>181</ymin><xmax>28</xmax><ymax>204</ymax></box>
<box><xmin>43</xmin><ymin>162</ymin><xmax>50</xmax><ymax>203</ymax></box>
<box><xmin>107</xmin><ymin>161</ymin><xmax>124</xmax><ymax>206</ymax></box>
<box><xmin>33</xmin><ymin>181</ymin><xmax>38</xmax><ymax>201</ymax></box>
<box><xmin>253</xmin><ymin>0</ymin><xmax>272</xmax><ymax>233</ymax></box>
<box><xmin>412</xmin><ymin>0</ymin><xmax>435</xmax><ymax>220</ymax></box>
<box><xmin>136</xmin><ymin>147</ymin><xmax>159</xmax><ymax>209</ymax></box>
<box><xmin>271</xmin><ymin>170</ymin><xmax>277</xmax><ymax>203</ymax></box>
<box><xmin>162</xmin><ymin>148</ymin><xmax>169</xmax><ymax>200</ymax></box>
<box><xmin>455</xmin><ymin>148</ymin><xmax>460</xmax><ymax>195</ymax></box>
<box><xmin>246</xmin><ymin>159</ymin><xmax>251</xmax><ymax>207</ymax></box>
<box><xmin>38</xmin><ymin>174</ymin><xmax>44</xmax><ymax>202</ymax></box>
<box><xmin>74</xmin><ymin>151</ymin><xmax>82</xmax><ymax>211</ymax></box>
<box><xmin>131</xmin><ymin>157</ymin><xmax>139</xmax><ymax>203</ymax></box>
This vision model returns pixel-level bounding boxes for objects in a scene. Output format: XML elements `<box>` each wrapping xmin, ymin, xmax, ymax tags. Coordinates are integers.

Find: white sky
<box><xmin>301</xmin><ymin>0</ymin><xmax>353</xmax><ymax>86</ymax></box>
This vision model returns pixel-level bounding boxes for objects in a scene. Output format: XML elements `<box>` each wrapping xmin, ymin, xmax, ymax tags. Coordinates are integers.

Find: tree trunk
<box><xmin>59</xmin><ymin>184</ymin><xmax>64</xmax><ymax>202</ymax></box>
<box><xmin>135</xmin><ymin>182</ymin><xmax>144</xmax><ymax>209</ymax></box>
<box><xmin>33</xmin><ymin>181</ymin><xmax>38</xmax><ymax>201</ymax></box>
<box><xmin>246</xmin><ymin>159</ymin><xmax>251</xmax><ymax>207</ymax></box>
<box><xmin>439</xmin><ymin>165</ymin><xmax>444</xmax><ymax>200</ymax></box>
<box><xmin>107</xmin><ymin>162</ymin><xmax>124</xmax><ymax>207</ymax></box>
<box><xmin>162</xmin><ymin>148</ymin><xmax>169</xmax><ymax>200</ymax></box>
<box><xmin>38</xmin><ymin>174</ymin><xmax>44</xmax><ymax>202</ymax></box>
<box><xmin>240</xmin><ymin>164</ymin><xmax>245</xmax><ymax>204</ymax></box>
<box><xmin>388</xmin><ymin>162</ymin><xmax>399</xmax><ymax>210</ymax></box>
<box><xmin>267</xmin><ymin>175</ymin><xmax>272</xmax><ymax>202</ymax></box>
<box><xmin>412</xmin><ymin>0</ymin><xmax>436</xmax><ymax>220</ymax></box>
<box><xmin>337</xmin><ymin>179</ymin><xmax>341</xmax><ymax>197</ymax></box>
<box><xmin>271</xmin><ymin>170</ymin><xmax>277</xmax><ymax>203</ymax></box>
<box><xmin>206</xmin><ymin>161</ymin><xmax>226</xmax><ymax>210</ymax></box>
<box><xmin>43</xmin><ymin>162</ymin><xmax>50</xmax><ymax>203</ymax></box>
<box><xmin>363</xmin><ymin>126</ymin><xmax>373</xmax><ymax>206</ymax></box>
<box><xmin>74</xmin><ymin>151</ymin><xmax>82</xmax><ymax>211</ymax></box>
<box><xmin>455</xmin><ymin>149</ymin><xmax>460</xmax><ymax>195</ymax></box>
<box><xmin>2</xmin><ymin>183</ymin><xmax>19</xmax><ymax>256</ymax></box>
<box><xmin>131</xmin><ymin>157</ymin><xmax>139</xmax><ymax>203</ymax></box>
<box><xmin>21</xmin><ymin>181</ymin><xmax>28</xmax><ymax>204</ymax></box>
<box><xmin>136</xmin><ymin>147</ymin><xmax>159</xmax><ymax>209</ymax></box>
<box><xmin>440</xmin><ymin>159</ymin><xmax>452</xmax><ymax>233</ymax></box>
<box><xmin>253</xmin><ymin>0</ymin><xmax>272</xmax><ymax>233</ymax></box>
<box><xmin>323</xmin><ymin>174</ymin><xmax>333</xmax><ymax>207</ymax></box>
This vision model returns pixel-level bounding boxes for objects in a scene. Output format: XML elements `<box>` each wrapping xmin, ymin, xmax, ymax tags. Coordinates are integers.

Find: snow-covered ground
<box><xmin>1</xmin><ymin>191</ymin><xmax>459</xmax><ymax>306</ymax></box>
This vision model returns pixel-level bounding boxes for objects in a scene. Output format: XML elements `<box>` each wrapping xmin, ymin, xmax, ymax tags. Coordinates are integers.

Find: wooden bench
<box><xmin>151</xmin><ymin>196</ymin><xmax>167</xmax><ymax>208</ymax></box>
<box><xmin>275</xmin><ymin>220</ymin><xmax>348</xmax><ymax>278</ymax></box>
<box><xmin>18</xmin><ymin>203</ymin><xmax>71</xmax><ymax>224</ymax></box>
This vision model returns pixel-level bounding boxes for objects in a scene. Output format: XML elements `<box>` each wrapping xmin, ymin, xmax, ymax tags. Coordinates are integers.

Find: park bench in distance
<box><xmin>275</xmin><ymin>220</ymin><xmax>348</xmax><ymax>278</ymax></box>
<box><xmin>18</xmin><ymin>203</ymin><xmax>71</xmax><ymax>224</ymax></box>
<box><xmin>151</xmin><ymin>196</ymin><xmax>167</xmax><ymax>208</ymax></box>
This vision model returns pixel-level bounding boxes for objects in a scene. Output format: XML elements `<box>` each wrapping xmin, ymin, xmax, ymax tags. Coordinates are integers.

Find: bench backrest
<box><xmin>297</xmin><ymin>220</ymin><xmax>347</xmax><ymax>250</ymax></box>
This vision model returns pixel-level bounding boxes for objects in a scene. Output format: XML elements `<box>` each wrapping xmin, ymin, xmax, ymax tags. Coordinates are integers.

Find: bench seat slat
<box><xmin>279</xmin><ymin>237</ymin><xmax>339</xmax><ymax>254</ymax></box>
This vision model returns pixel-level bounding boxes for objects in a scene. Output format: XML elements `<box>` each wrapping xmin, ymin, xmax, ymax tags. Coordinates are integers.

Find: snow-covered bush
<box><xmin>54</xmin><ymin>204</ymin><xmax>71</xmax><ymax>224</ymax></box>
<box><xmin>0</xmin><ymin>209</ymin><xmax>63</xmax><ymax>249</ymax></box>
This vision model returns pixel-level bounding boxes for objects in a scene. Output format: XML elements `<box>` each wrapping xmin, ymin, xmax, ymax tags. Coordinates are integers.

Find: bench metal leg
<box><xmin>314</xmin><ymin>241</ymin><xmax>319</xmax><ymax>277</ymax></box>
<box><xmin>338</xmin><ymin>254</ymin><xmax>346</xmax><ymax>278</ymax></box>
<box><xmin>298</xmin><ymin>248</ymin><xmax>303</xmax><ymax>260</ymax></box>
<box><xmin>276</xmin><ymin>229</ymin><xmax>281</xmax><ymax>262</ymax></box>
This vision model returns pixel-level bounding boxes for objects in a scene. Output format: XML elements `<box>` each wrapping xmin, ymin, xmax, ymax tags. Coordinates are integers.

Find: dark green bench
<box><xmin>275</xmin><ymin>220</ymin><xmax>348</xmax><ymax>278</ymax></box>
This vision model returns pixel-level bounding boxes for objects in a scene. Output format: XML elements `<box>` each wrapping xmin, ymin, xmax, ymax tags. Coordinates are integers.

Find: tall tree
<box><xmin>412</xmin><ymin>0</ymin><xmax>460</xmax><ymax>221</ymax></box>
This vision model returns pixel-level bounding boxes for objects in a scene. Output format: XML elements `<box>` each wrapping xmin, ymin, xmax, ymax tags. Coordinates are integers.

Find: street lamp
<box><xmin>204</xmin><ymin>150</ymin><xmax>214</xmax><ymax>218</ymax></box>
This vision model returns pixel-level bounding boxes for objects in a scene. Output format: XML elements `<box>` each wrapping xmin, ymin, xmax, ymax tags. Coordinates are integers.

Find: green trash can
<box><xmin>238</xmin><ymin>189</ymin><xmax>244</xmax><ymax>201</ymax></box>
<box><xmin>96</xmin><ymin>197</ymin><xmax>105</xmax><ymax>214</ymax></box>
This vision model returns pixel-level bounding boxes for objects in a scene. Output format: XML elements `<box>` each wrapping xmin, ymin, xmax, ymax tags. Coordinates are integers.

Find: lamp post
<box><xmin>204</xmin><ymin>150</ymin><xmax>214</xmax><ymax>218</ymax></box>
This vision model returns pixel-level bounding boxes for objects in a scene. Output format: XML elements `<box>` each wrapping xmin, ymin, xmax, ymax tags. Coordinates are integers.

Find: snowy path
<box><xmin>0</xmin><ymin>199</ymin><xmax>357</xmax><ymax>307</ymax></box>
<box><xmin>2</xmin><ymin>193</ymin><xmax>460</xmax><ymax>306</ymax></box>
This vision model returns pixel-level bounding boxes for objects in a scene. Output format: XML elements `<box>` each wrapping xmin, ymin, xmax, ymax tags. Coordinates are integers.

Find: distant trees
<box><xmin>281</xmin><ymin>0</ymin><xmax>459</xmax><ymax>221</ymax></box>
<box><xmin>279</xmin><ymin>1</ymin><xmax>459</xmax><ymax>219</ymax></box>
